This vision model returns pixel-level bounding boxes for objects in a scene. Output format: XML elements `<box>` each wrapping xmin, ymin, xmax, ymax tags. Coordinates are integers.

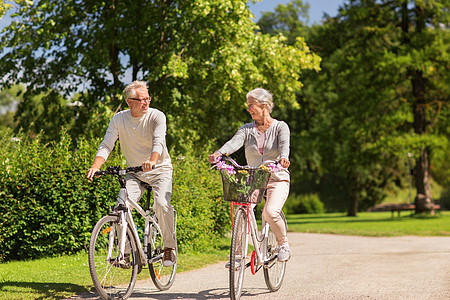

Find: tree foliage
<box><xmin>259</xmin><ymin>0</ymin><xmax>449</xmax><ymax>215</ymax></box>
<box><xmin>0</xmin><ymin>0</ymin><xmax>320</xmax><ymax>150</ymax></box>
<box><xmin>257</xmin><ymin>0</ymin><xmax>311</xmax><ymax>44</ymax></box>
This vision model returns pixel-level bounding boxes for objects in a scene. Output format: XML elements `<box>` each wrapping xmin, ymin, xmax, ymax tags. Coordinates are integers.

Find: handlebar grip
<box><xmin>93</xmin><ymin>165</ymin><xmax>153</xmax><ymax>177</ymax></box>
<box><xmin>126</xmin><ymin>166</ymin><xmax>143</xmax><ymax>172</ymax></box>
<box><xmin>94</xmin><ymin>170</ymin><xmax>106</xmax><ymax>176</ymax></box>
<box><xmin>126</xmin><ymin>165</ymin><xmax>155</xmax><ymax>172</ymax></box>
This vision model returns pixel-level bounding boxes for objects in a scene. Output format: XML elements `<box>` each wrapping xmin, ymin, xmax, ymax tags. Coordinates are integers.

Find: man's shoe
<box><xmin>225</xmin><ymin>259</ymin><xmax>241</xmax><ymax>270</ymax></box>
<box><xmin>277</xmin><ymin>244</ymin><xmax>291</xmax><ymax>262</ymax></box>
<box><xmin>163</xmin><ymin>247</ymin><xmax>176</xmax><ymax>267</ymax></box>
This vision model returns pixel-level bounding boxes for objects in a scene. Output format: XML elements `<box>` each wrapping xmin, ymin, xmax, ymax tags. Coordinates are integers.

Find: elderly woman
<box><xmin>208</xmin><ymin>88</ymin><xmax>291</xmax><ymax>261</ymax></box>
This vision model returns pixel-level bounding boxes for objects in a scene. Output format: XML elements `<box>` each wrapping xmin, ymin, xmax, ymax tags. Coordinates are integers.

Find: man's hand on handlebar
<box><xmin>86</xmin><ymin>167</ymin><xmax>100</xmax><ymax>180</ymax></box>
<box><xmin>142</xmin><ymin>160</ymin><xmax>156</xmax><ymax>172</ymax></box>
<box><xmin>87</xmin><ymin>156</ymin><xmax>105</xmax><ymax>180</ymax></box>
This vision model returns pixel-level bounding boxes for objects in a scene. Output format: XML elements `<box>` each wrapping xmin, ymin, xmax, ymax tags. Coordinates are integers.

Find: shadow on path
<box><xmin>0</xmin><ymin>281</ymin><xmax>89</xmax><ymax>300</ymax></box>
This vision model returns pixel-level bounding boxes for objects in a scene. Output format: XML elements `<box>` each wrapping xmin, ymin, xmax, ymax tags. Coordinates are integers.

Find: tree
<box><xmin>0</xmin><ymin>85</ymin><xmax>22</xmax><ymax>131</ymax></box>
<box><xmin>394</xmin><ymin>0</ymin><xmax>450</xmax><ymax>213</ymax></box>
<box><xmin>257</xmin><ymin>0</ymin><xmax>310</xmax><ymax>44</ymax></box>
<box><xmin>0</xmin><ymin>0</ymin><xmax>320</xmax><ymax>150</ymax></box>
<box><xmin>259</xmin><ymin>0</ymin><xmax>449</xmax><ymax>215</ymax></box>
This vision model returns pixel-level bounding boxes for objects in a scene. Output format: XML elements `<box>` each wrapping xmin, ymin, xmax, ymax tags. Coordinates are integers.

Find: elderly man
<box><xmin>87</xmin><ymin>80</ymin><xmax>176</xmax><ymax>267</ymax></box>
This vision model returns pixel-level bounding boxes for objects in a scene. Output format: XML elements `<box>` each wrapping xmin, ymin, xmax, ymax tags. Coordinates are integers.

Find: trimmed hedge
<box><xmin>0</xmin><ymin>130</ymin><xmax>229</xmax><ymax>262</ymax></box>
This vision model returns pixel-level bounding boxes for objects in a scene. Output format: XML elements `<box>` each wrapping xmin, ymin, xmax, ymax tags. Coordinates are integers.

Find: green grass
<box><xmin>0</xmin><ymin>240</ymin><xmax>230</xmax><ymax>300</ymax></box>
<box><xmin>286</xmin><ymin>211</ymin><xmax>450</xmax><ymax>236</ymax></box>
<box><xmin>383</xmin><ymin>179</ymin><xmax>443</xmax><ymax>204</ymax></box>
<box><xmin>1</xmin><ymin>212</ymin><xmax>449</xmax><ymax>299</ymax></box>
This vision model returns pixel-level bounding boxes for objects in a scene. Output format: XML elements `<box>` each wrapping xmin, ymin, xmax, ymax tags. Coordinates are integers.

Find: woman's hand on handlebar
<box><xmin>208</xmin><ymin>152</ymin><xmax>222</xmax><ymax>164</ymax></box>
<box><xmin>279</xmin><ymin>158</ymin><xmax>290</xmax><ymax>169</ymax></box>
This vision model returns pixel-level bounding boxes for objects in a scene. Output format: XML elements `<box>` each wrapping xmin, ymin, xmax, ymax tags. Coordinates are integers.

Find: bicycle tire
<box><xmin>149</xmin><ymin>221</ymin><xmax>177</xmax><ymax>290</ymax></box>
<box><xmin>263</xmin><ymin>211</ymin><xmax>287</xmax><ymax>292</ymax></box>
<box><xmin>88</xmin><ymin>215</ymin><xmax>139</xmax><ymax>300</ymax></box>
<box><xmin>229</xmin><ymin>208</ymin><xmax>248</xmax><ymax>300</ymax></box>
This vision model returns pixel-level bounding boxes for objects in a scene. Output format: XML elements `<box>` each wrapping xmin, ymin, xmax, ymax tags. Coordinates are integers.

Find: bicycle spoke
<box><xmin>149</xmin><ymin>223</ymin><xmax>177</xmax><ymax>291</ymax></box>
<box><xmin>230</xmin><ymin>208</ymin><xmax>248</xmax><ymax>300</ymax></box>
<box><xmin>89</xmin><ymin>216</ymin><xmax>138</xmax><ymax>300</ymax></box>
<box><xmin>263</xmin><ymin>211</ymin><xmax>287</xmax><ymax>292</ymax></box>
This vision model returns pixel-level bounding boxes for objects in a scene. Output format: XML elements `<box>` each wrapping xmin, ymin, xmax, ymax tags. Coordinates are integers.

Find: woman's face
<box><xmin>247</xmin><ymin>97</ymin><xmax>266</xmax><ymax>121</ymax></box>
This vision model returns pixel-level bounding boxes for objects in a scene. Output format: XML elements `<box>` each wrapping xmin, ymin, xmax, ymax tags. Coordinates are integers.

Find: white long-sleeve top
<box><xmin>96</xmin><ymin>108</ymin><xmax>172</xmax><ymax>172</ymax></box>
<box><xmin>217</xmin><ymin>119</ymin><xmax>290</xmax><ymax>181</ymax></box>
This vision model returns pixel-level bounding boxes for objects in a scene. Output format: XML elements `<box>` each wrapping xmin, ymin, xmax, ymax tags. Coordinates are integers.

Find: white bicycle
<box><xmin>88</xmin><ymin>166</ymin><xmax>177</xmax><ymax>300</ymax></box>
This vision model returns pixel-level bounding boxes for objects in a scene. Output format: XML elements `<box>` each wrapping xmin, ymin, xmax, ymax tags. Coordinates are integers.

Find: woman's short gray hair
<box><xmin>123</xmin><ymin>80</ymin><xmax>148</xmax><ymax>100</ymax></box>
<box><xmin>246</xmin><ymin>88</ymin><xmax>274</xmax><ymax>113</ymax></box>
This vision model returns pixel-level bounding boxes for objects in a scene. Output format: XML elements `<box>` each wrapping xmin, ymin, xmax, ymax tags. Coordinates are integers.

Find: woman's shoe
<box><xmin>277</xmin><ymin>245</ymin><xmax>291</xmax><ymax>262</ymax></box>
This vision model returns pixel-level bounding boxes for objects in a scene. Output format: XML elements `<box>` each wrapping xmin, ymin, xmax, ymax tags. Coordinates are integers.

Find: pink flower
<box><xmin>268</xmin><ymin>162</ymin><xmax>283</xmax><ymax>173</ymax></box>
<box><xmin>216</xmin><ymin>161</ymin><xmax>226</xmax><ymax>169</ymax></box>
<box><xmin>215</xmin><ymin>161</ymin><xmax>236</xmax><ymax>175</ymax></box>
<box><xmin>212</xmin><ymin>155</ymin><xmax>222</xmax><ymax>163</ymax></box>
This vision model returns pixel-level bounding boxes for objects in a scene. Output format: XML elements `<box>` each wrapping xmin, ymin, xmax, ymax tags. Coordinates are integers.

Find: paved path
<box><xmin>74</xmin><ymin>233</ymin><xmax>450</xmax><ymax>299</ymax></box>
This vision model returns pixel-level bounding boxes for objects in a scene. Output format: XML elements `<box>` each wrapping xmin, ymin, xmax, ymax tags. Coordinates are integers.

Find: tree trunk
<box><xmin>414</xmin><ymin>147</ymin><xmax>434</xmax><ymax>214</ymax></box>
<box><xmin>412</xmin><ymin>71</ymin><xmax>434</xmax><ymax>214</ymax></box>
<box><xmin>410</xmin><ymin>4</ymin><xmax>434</xmax><ymax>214</ymax></box>
<box><xmin>347</xmin><ymin>173</ymin><xmax>359</xmax><ymax>217</ymax></box>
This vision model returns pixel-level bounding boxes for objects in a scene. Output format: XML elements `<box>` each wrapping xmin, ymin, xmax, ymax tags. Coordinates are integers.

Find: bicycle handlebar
<box><xmin>94</xmin><ymin>165</ymin><xmax>143</xmax><ymax>177</ymax></box>
<box><xmin>218</xmin><ymin>155</ymin><xmax>278</xmax><ymax>170</ymax></box>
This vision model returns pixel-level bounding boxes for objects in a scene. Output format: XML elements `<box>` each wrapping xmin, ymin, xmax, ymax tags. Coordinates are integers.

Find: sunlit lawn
<box><xmin>286</xmin><ymin>211</ymin><xmax>450</xmax><ymax>236</ymax></box>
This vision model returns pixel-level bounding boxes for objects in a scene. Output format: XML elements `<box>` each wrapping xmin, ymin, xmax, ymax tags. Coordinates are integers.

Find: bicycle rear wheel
<box><xmin>149</xmin><ymin>221</ymin><xmax>177</xmax><ymax>290</ymax></box>
<box><xmin>89</xmin><ymin>215</ymin><xmax>139</xmax><ymax>300</ymax></box>
<box><xmin>263</xmin><ymin>211</ymin><xmax>287</xmax><ymax>292</ymax></box>
<box><xmin>229</xmin><ymin>207</ymin><xmax>248</xmax><ymax>300</ymax></box>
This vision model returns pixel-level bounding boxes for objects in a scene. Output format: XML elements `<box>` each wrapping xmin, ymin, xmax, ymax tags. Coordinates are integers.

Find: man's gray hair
<box><xmin>246</xmin><ymin>88</ymin><xmax>274</xmax><ymax>113</ymax></box>
<box><xmin>123</xmin><ymin>81</ymin><xmax>148</xmax><ymax>100</ymax></box>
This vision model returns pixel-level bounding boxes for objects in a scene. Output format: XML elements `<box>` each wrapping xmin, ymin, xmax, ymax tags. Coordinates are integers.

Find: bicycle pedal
<box><xmin>111</xmin><ymin>258</ymin><xmax>131</xmax><ymax>269</ymax></box>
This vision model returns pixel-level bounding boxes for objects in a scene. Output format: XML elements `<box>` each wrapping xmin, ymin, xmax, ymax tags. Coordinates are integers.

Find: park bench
<box><xmin>369</xmin><ymin>203</ymin><xmax>441</xmax><ymax>217</ymax></box>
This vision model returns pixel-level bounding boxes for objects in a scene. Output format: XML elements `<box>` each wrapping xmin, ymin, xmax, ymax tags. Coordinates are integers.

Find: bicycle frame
<box><xmin>110</xmin><ymin>186</ymin><xmax>168</xmax><ymax>266</ymax></box>
<box><xmin>232</xmin><ymin>202</ymin><xmax>277</xmax><ymax>274</ymax></box>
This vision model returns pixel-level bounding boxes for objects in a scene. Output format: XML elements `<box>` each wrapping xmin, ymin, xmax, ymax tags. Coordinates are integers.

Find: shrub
<box><xmin>0</xmin><ymin>129</ymin><xmax>116</xmax><ymax>261</ymax></box>
<box><xmin>0</xmin><ymin>130</ymin><xmax>228</xmax><ymax>261</ymax></box>
<box><xmin>171</xmin><ymin>144</ymin><xmax>230</xmax><ymax>252</ymax></box>
<box><xmin>439</xmin><ymin>189</ymin><xmax>450</xmax><ymax>210</ymax></box>
<box><xmin>284</xmin><ymin>193</ymin><xmax>325</xmax><ymax>214</ymax></box>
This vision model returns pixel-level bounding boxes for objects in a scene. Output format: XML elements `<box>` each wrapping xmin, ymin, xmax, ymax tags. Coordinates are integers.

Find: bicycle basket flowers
<box><xmin>214</xmin><ymin>160</ymin><xmax>273</xmax><ymax>204</ymax></box>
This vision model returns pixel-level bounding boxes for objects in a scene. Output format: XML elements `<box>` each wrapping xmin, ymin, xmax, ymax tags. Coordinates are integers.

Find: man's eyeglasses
<box><xmin>129</xmin><ymin>97</ymin><xmax>151</xmax><ymax>102</ymax></box>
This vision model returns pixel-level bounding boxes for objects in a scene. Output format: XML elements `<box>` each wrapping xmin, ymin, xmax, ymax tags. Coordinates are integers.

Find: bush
<box><xmin>438</xmin><ymin>189</ymin><xmax>450</xmax><ymax>210</ymax></box>
<box><xmin>170</xmin><ymin>143</ymin><xmax>230</xmax><ymax>253</ymax></box>
<box><xmin>0</xmin><ymin>130</ymin><xmax>228</xmax><ymax>262</ymax></box>
<box><xmin>284</xmin><ymin>193</ymin><xmax>325</xmax><ymax>214</ymax></box>
<box><xmin>0</xmin><ymin>129</ymin><xmax>115</xmax><ymax>261</ymax></box>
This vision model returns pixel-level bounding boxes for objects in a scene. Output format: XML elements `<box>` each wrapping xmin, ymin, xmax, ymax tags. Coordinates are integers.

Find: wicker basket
<box><xmin>220</xmin><ymin>168</ymin><xmax>271</xmax><ymax>204</ymax></box>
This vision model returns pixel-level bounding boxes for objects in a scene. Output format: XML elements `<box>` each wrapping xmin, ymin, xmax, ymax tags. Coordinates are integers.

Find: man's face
<box><xmin>127</xmin><ymin>88</ymin><xmax>151</xmax><ymax>117</ymax></box>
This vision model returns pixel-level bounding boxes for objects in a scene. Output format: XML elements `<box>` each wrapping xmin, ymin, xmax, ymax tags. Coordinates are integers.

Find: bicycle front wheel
<box><xmin>229</xmin><ymin>207</ymin><xmax>248</xmax><ymax>300</ymax></box>
<box><xmin>263</xmin><ymin>211</ymin><xmax>287</xmax><ymax>292</ymax></box>
<box><xmin>149</xmin><ymin>222</ymin><xmax>177</xmax><ymax>291</ymax></box>
<box><xmin>88</xmin><ymin>215</ymin><xmax>139</xmax><ymax>300</ymax></box>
